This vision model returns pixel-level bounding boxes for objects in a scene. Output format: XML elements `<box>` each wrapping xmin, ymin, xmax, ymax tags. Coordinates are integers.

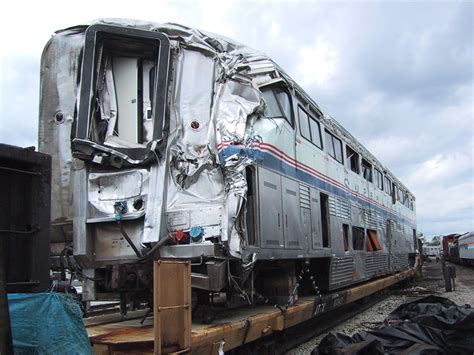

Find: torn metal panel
<box><xmin>87</xmin><ymin>169</ymin><xmax>149</xmax><ymax>222</ymax></box>
<box><xmin>39</xmin><ymin>17</ymin><xmax>416</xmax><ymax>292</ymax></box>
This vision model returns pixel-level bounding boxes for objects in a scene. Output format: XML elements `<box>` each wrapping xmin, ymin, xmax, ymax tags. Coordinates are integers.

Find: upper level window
<box><xmin>397</xmin><ymin>187</ymin><xmax>404</xmax><ymax>202</ymax></box>
<box><xmin>262</xmin><ymin>86</ymin><xmax>293</xmax><ymax>126</ymax></box>
<box><xmin>375</xmin><ymin>168</ymin><xmax>383</xmax><ymax>190</ymax></box>
<box><xmin>346</xmin><ymin>145</ymin><xmax>360</xmax><ymax>174</ymax></box>
<box><xmin>384</xmin><ymin>176</ymin><xmax>392</xmax><ymax>195</ymax></box>
<box><xmin>393</xmin><ymin>184</ymin><xmax>399</xmax><ymax>201</ymax></box>
<box><xmin>325</xmin><ymin>130</ymin><xmax>343</xmax><ymax>164</ymax></box>
<box><xmin>361</xmin><ymin>158</ymin><xmax>373</xmax><ymax>182</ymax></box>
<box><xmin>298</xmin><ymin>106</ymin><xmax>322</xmax><ymax>149</ymax></box>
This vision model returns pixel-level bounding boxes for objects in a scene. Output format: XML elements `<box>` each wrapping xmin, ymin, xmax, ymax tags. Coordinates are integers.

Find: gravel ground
<box><xmin>286</xmin><ymin>261</ymin><xmax>474</xmax><ymax>354</ymax></box>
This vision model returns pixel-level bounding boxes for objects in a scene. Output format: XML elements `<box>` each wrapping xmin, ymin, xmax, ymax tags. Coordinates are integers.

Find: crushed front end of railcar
<box><xmin>39</xmin><ymin>19</ymin><xmax>284</xmax><ymax>306</ymax></box>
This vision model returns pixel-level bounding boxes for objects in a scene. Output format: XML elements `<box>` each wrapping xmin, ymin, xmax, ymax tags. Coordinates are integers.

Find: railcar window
<box><xmin>309</xmin><ymin>118</ymin><xmax>323</xmax><ymax>149</ymax></box>
<box><xmin>397</xmin><ymin>187</ymin><xmax>404</xmax><ymax>202</ymax></box>
<box><xmin>262</xmin><ymin>87</ymin><xmax>293</xmax><ymax>126</ymax></box>
<box><xmin>346</xmin><ymin>145</ymin><xmax>360</xmax><ymax>174</ymax></box>
<box><xmin>384</xmin><ymin>176</ymin><xmax>392</xmax><ymax>195</ymax></box>
<box><xmin>298</xmin><ymin>107</ymin><xmax>311</xmax><ymax>141</ymax></box>
<box><xmin>366</xmin><ymin>229</ymin><xmax>382</xmax><ymax>251</ymax></box>
<box><xmin>361</xmin><ymin>158</ymin><xmax>373</xmax><ymax>182</ymax></box>
<box><xmin>393</xmin><ymin>184</ymin><xmax>399</xmax><ymax>201</ymax></box>
<box><xmin>352</xmin><ymin>226</ymin><xmax>365</xmax><ymax>250</ymax></box>
<box><xmin>375</xmin><ymin>168</ymin><xmax>383</xmax><ymax>190</ymax></box>
<box><xmin>404</xmin><ymin>193</ymin><xmax>410</xmax><ymax>208</ymax></box>
<box><xmin>325</xmin><ymin>130</ymin><xmax>343</xmax><ymax>164</ymax></box>
<box><xmin>298</xmin><ymin>106</ymin><xmax>323</xmax><ymax>149</ymax></box>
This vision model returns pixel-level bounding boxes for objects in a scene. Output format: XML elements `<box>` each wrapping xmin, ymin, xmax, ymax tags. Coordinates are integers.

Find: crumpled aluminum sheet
<box><xmin>40</xmin><ymin>18</ymin><xmax>290</xmax><ymax>256</ymax></box>
<box><xmin>87</xmin><ymin>169</ymin><xmax>149</xmax><ymax>221</ymax></box>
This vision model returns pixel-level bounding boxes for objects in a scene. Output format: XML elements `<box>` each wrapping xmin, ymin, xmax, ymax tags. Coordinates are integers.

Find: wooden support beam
<box><xmin>153</xmin><ymin>260</ymin><xmax>191</xmax><ymax>355</ymax></box>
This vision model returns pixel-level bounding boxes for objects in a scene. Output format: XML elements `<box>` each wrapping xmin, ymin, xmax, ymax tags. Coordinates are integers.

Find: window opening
<box><xmin>298</xmin><ymin>106</ymin><xmax>322</xmax><ymax>149</ymax></box>
<box><xmin>375</xmin><ymin>168</ymin><xmax>383</xmax><ymax>190</ymax></box>
<box><xmin>346</xmin><ymin>145</ymin><xmax>360</xmax><ymax>174</ymax></box>
<box><xmin>366</xmin><ymin>229</ymin><xmax>382</xmax><ymax>251</ymax></box>
<box><xmin>325</xmin><ymin>130</ymin><xmax>343</xmax><ymax>164</ymax></box>
<box><xmin>320</xmin><ymin>193</ymin><xmax>330</xmax><ymax>248</ymax></box>
<box><xmin>361</xmin><ymin>158</ymin><xmax>373</xmax><ymax>182</ymax></box>
<box><xmin>309</xmin><ymin>118</ymin><xmax>323</xmax><ymax>149</ymax></box>
<box><xmin>384</xmin><ymin>176</ymin><xmax>392</xmax><ymax>195</ymax></box>
<box><xmin>397</xmin><ymin>187</ymin><xmax>404</xmax><ymax>202</ymax></box>
<box><xmin>298</xmin><ymin>107</ymin><xmax>311</xmax><ymax>141</ymax></box>
<box><xmin>352</xmin><ymin>226</ymin><xmax>365</xmax><ymax>250</ymax></box>
<box><xmin>262</xmin><ymin>86</ymin><xmax>293</xmax><ymax>126</ymax></box>
<box><xmin>343</xmin><ymin>224</ymin><xmax>349</xmax><ymax>252</ymax></box>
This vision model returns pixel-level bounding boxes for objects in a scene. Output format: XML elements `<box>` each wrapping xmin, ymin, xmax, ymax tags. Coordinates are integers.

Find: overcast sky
<box><xmin>0</xmin><ymin>0</ymin><xmax>472</xmax><ymax>238</ymax></box>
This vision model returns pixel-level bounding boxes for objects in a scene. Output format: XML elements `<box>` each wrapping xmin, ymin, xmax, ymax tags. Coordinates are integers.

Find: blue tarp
<box><xmin>8</xmin><ymin>293</ymin><xmax>92</xmax><ymax>355</ymax></box>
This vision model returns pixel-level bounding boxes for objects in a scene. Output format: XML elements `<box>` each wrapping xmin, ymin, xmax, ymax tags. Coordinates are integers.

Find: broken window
<box><xmin>346</xmin><ymin>145</ymin><xmax>360</xmax><ymax>174</ymax></box>
<box><xmin>352</xmin><ymin>226</ymin><xmax>365</xmax><ymax>250</ymax></box>
<box><xmin>325</xmin><ymin>130</ymin><xmax>343</xmax><ymax>164</ymax></box>
<box><xmin>298</xmin><ymin>106</ymin><xmax>322</xmax><ymax>149</ymax></box>
<box><xmin>343</xmin><ymin>224</ymin><xmax>349</xmax><ymax>252</ymax></box>
<box><xmin>366</xmin><ymin>229</ymin><xmax>382</xmax><ymax>251</ymax></box>
<box><xmin>375</xmin><ymin>168</ymin><xmax>383</xmax><ymax>190</ymax></box>
<box><xmin>361</xmin><ymin>158</ymin><xmax>373</xmax><ymax>182</ymax></box>
<box><xmin>384</xmin><ymin>176</ymin><xmax>392</xmax><ymax>195</ymax></box>
<box><xmin>262</xmin><ymin>86</ymin><xmax>293</xmax><ymax>126</ymax></box>
<box><xmin>76</xmin><ymin>25</ymin><xmax>170</xmax><ymax>155</ymax></box>
<box><xmin>71</xmin><ymin>25</ymin><xmax>172</xmax><ymax>167</ymax></box>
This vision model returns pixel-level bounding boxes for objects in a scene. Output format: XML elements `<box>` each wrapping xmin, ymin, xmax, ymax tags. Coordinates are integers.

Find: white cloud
<box><xmin>295</xmin><ymin>38</ymin><xmax>338</xmax><ymax>86</ymax></box>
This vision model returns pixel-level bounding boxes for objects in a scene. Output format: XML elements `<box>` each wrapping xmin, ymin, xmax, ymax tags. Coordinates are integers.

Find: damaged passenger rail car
<box><xmin>40</xmin><ymin>19</ymin><xmax>417</xmax><ymax>308</ymax></box>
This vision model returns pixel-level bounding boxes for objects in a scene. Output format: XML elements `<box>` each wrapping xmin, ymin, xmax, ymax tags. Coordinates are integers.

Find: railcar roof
<box><xmin>57</xmin><ymin>18</ymin><xmax>413</xmax><ymax>197</ymax></box>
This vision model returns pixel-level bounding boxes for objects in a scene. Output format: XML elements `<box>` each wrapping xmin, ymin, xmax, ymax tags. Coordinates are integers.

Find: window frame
<box><xmin>325</xmin><ymin>130</ymin><xmax>344</xmax><ymax>164</ymax></box>
<box><xmin>375</xmin><ymin>168</ymin><xmax>383</xmax><ymax>190</ymax></box>
<box><xmin>261</xmin><ymin>85</ymin><xmax>295</xmax><ymax>127</ymax></box>
<box><xmin>345</xmin><ymin>144</ymin><xmax>360</xmax><ymax>174</ymax></box>
<box><xmin>384</xmin><ymin>176</ymin><xmax>392</xmax><ymax>195</ymax></box>
<box><xmin>297</xmin><ymin>105</ymin><xmax>323</xmax><ymax>150</ymax></box>
<box><xmin>352</xmin><ymin>226</ymin><xmax>365</xmax><ymax>251</ymax></box>
<box><xmin>361</xmin><ymin>158</ymin><xmax>373</xmax><ymax>182</ymax></box>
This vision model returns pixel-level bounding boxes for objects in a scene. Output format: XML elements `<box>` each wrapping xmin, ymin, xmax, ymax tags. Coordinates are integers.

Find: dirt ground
<box><xmin>287</xmin><ymin>261</ymin><xmax>474</xmax><ymax>354</ymax></box>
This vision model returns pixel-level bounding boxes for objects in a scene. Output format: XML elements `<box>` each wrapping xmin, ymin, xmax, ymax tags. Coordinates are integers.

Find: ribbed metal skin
<box><xmin>330</xmin><ymin>256</ymin><xmax>354</xmax><ymax>287</ymax></box>
<box><xmin>365</xmin><ymin>253</ymin><xmax>389</xmax><ymax>277</ymax></box>
<box><xmin>390</xmin><ymin>252</ymin><xmax>409</xmax><ymax>271</ymax></box>
<box><xmin>299</xmin><ymin>185</ymin><xmax>311</xmax><ymax>209</ymax></box>
<box><xmin>328</xmin><ymin>196</ymin><xmax>351</xmax><ymax>220</ymax></box>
